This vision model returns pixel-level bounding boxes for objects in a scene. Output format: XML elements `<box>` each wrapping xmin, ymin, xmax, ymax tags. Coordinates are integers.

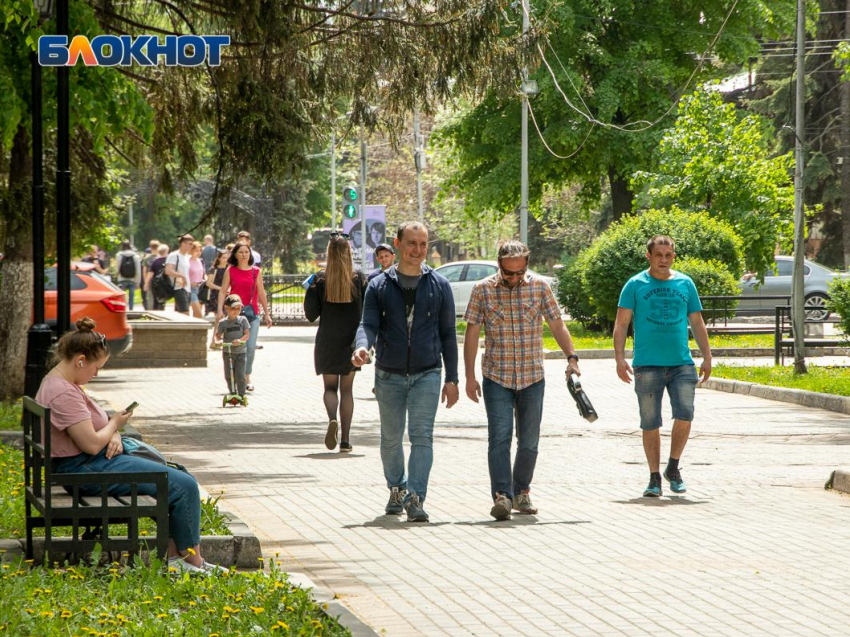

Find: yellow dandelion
<box><xmin>140</xmin><ymin>530</ymin><xmax>148</xmax><ymax>536</ymax></box>
<box><xmin>199</xmin><ymin>594</ymin><xmax>209</xmax><ymax>600</ymax></box>
<box><xmin>188</xmin><ymin>601</ymin><xmax>196</xmax><ymax>607</ymax></box>
<box><xmin>277</xmin><ymin>621</ymin><xmax>289</xmax><ymax>629</ymax></box>
<box><xmin>40</xmin><ymin>611</ymin><xmax>54</xmax><ymax>618</ymax></box>
<box><xmin>250</xmin><ymin>606</ymin><xmax>264</xmax><ymax>614</ymax></box>
<box><xmin>153</xmin><ymin>596</ymin><xmax>163</xmax><ymax>601</ymax></box>
<box><xmin>60</xmin><ymin>610</ymin><xmax>72</xmax><ymax>618</ymax></box>
<box><xmin>222</xmin><ymin>614</ymin><xmax>231</xmax><ymax>619</ymax></box>
<box><xmin>156</xmin><ymin>614</ymin><xmax>166</xmax><ymax>619</ymax></box>
<box><xmin>186</xmin><ymin>547</ymin><xmax>196</xmax><ymax>556</ymax></box>
<box><xmin>141</xmin><ymin>600</ymin><xmax>152</xmax><ymax>605</ymax></box>
<box><xmin>24</xmin><ymin>609</ymin><xmax>34</xmax><ymax>614</ymax></box>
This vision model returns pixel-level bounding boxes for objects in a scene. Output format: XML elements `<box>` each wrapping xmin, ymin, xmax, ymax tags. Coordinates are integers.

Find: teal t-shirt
<box><xmin>617</xmin><ymin>270</ymin><xmax>702</xmax><ymax>367</ymax></box>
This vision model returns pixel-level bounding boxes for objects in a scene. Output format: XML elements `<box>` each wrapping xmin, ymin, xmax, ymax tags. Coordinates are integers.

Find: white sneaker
<box><xmin>167</xmin><ymin>557</ymin><xmax>207</xmax><ymax>575</ymax></box>
<box><xmin>201</xmin><ymin>560</ymin><xmax>229</xmax><ymax>574</ymax></box>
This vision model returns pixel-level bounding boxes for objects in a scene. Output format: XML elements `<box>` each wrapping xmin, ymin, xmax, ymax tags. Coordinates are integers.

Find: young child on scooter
<box><xmin>215</xmin><ymin>294</ymin><xmax>251</xmax><ymax>402</ymax></box>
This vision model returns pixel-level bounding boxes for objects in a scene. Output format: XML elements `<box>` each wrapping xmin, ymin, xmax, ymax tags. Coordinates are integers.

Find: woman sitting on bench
<box><xmin>35</xmin><ymin>317</ymin><xmax>224</xmax><ymax>575</ymax></box>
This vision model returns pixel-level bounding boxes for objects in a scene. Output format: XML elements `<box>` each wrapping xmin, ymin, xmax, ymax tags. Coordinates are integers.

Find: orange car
<box><xmin>44</xmin><ymin>262</ymin><xmax>133</xmax><ymax>355</ymax></box>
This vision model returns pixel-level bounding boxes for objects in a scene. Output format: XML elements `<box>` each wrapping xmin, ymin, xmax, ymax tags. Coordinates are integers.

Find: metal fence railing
<box><xmin>265</xmin><ymin>274</ymin><xmax>310</xmax><ymax>324</ymax></box>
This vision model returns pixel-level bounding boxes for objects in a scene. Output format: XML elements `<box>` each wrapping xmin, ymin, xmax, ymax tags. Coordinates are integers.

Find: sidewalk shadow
<box><xmin>453</xmin><ymin>518</ymin><xmax>591</xmax><ymax>527</ymax></box>
<box><xmin>613</xmin><ymin>497</ymin><xmax>706</xmax><ymax>506</ymax></box>
<box><xmin>343</xmin><ymin>516</ymin><xmax>452</xmax><ymax>529</ymax></box>
<box><xmin>295</xmin><ymin>452</ymin><xmax>366</xmax><ymax>460</ymax></box>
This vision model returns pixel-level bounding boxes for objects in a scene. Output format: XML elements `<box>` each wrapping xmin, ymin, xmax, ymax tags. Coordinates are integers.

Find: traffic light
<box><xmin>342</xmin><ymin>185</ymin><xmax>358</xmax><ymax>218</ymax></box>
<box><xmin>343</xmin><ymin>186</ymin><xmax>358</xmax><ymax>203</ymax></box>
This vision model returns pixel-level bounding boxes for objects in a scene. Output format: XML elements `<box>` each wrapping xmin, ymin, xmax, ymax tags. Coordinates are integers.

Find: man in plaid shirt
<box><xmin>464</xmin><ymin>240</ymin><xmax>581</xmax><ymax>520</ymax></box>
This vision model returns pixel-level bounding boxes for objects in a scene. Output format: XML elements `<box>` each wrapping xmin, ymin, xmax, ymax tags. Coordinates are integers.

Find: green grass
<box><xmin>0</xmin><ymin>553</ymin><xmax>349</xmax><ymax>636</ymax></box>
<box><xmin>712</xmin><ymin>365</ymin><xmax>850</xmax><ymax>397</ymax></box>
<box><xmin>0</xmin><ymin>443</ymin><xmax>229</xmax><ymax>539</ymax></box>
<box><xmin>0</xmin><ymin>401</ymin><xmax>22</xmax><ymax>431</ymax></box>
<box><xmin>457</xmin><ymin>321</ymin><xmax>774</xmax><ymax>351</ymax></box>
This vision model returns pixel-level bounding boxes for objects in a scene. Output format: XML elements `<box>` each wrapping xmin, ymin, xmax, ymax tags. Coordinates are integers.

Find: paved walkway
<box><xmin>89</xmin><ymin>326</ymin><xmax>850</xmax><ymax>636</ymax></box>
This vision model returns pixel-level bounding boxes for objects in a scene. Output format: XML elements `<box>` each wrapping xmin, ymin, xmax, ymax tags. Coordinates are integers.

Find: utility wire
<box><xmin>534</xmin><ymin>0</ymin><xmax>740</xmax><ymax>133</ymax></box>
<box><xmin>527</xmin><ymin>100</ymin><xmax>595</xmax><ymax>159</ymax></box>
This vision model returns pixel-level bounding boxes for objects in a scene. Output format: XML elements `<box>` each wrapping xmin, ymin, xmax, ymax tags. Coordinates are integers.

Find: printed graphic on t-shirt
<box><xmin>641</xmin><ymin>286</ymin><xmax>689</xmax><ymax>330</ymax></box>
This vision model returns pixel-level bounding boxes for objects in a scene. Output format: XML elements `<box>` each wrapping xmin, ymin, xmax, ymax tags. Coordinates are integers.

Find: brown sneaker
<box><xmin>324</xmin><ymin>419</ymin><xmax>339</xmax><ymax>450</ymax></box>
<box><xmin>512</xmin><ymin>490</ymin><xmax>538</xmax><ymax>515</ymax></box>
<box><xmin>490</xmin><ymin>493</ymin><xmax>512</xmax><ymax>521</ymax></box>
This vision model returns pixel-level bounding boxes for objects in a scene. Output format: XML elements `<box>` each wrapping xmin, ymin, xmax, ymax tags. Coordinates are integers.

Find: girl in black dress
<box><xmin>304</xmin><ymin>234</ymin><xmax>367</xmax><ymax>452</ymax></box>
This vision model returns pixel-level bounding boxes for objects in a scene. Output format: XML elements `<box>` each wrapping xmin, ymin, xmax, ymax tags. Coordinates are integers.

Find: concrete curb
<box><xmin>287</xmin><ymin>572</ymin><xmax>379</xmax><ymax>637</ymax></box>
<box><xmin>545</xmin><ymin>346</ymin><xmax>849</xmax><ymax>359</ymax></box>
<box><xmin>702</xmin><ymin>377</ymin><xmax>850</xmax><ymax>415</ymax></box>
<box><xmin>825</xmin><ymin>470</ymin><xmax>850</xmax><ymax>494</ymax></box>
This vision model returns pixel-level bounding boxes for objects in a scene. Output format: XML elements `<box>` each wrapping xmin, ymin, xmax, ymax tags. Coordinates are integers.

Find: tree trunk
<box><xmin>842</xmin><ymin>0</ymin><xmax>850</xmax><ymax>268</ymax></box>
<box><xmin>0</xmin><ymin>125</ymin><xmax>35</xmax><ymax>401</ymax></box>
<box><xmin>608</xmin><ymin>167</ymin><xmax>634</xmax><ymax>222</ymax></box>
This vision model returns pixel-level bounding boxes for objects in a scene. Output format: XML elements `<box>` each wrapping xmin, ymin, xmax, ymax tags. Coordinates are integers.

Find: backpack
<box><xmin>151</xmin><ymin>257</ymin><xmax>176</xmax><ymax>302</ymax></box>
<box><xmin>119</xmin><ymin>254</ymin><xmax>136</xmax><ymax>279</ymax></box>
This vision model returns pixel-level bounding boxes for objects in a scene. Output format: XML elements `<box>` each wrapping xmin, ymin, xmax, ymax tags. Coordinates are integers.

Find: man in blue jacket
<box><xmin>352</xmin><ymin>221</ymin><xmax>459</xmax><ymax>522</ymax></box>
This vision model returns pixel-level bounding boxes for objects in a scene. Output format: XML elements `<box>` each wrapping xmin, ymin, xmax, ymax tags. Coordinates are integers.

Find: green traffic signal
<box><xmin>343</xmin><ymin>204</ymin><xmax>357</xmax><ymax>218</ymax></box>
<box><xmin>343</xmin><ymin>186</ymin><xmax>358</xmax><ymax>202</ymax></box>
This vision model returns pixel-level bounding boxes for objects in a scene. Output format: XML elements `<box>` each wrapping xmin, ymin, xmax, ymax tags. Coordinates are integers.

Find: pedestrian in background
<box><xmin>613</xmin><ymin>235</ymin><xmax>712</xmax><ymax>498</ymax></box>
<box><xmin>206</xmin><ymin>250</ymin><xmax>229</xmax><ymax>341</ymax></box>
<box><xmin>236</xmin><ymin>230</ymin><xmax>262</xmax><ymax>267</ymax></box>
<box><xmin>189</xmin><ymin>241</ymin><xmax>206</xmax><ymax>318</ymax></box>
<box><xmin>352</xmin><ymin>221</ymin><xmax>459</xmax><ymax>523</ymax></box>
<box><xmin>216</xmin><ymin>242</ymin><xmax>272</xmax><ymax>392</ymax></box>
<box><xmin>464</xmin><ymin>240</ymin><xmax>580</xmax><ymax>520</ymax></box>
<box><xmin>367</xmin><ymin>243</ymin><xmax>395</xmax><ymax>282</ymax></box>
<box><xmin>115</xmin><ymin>241</ymin><xmax>141</xmax><ymax>311</ymax></box>
<box><xmin>165</xmin><ymin>234</ymin><xmax>194</xmax><ymax>315</ymax></box>
<box><xmin>141</xmin><ymin>239</ymin><xmax>160</xmax><ymax>310</ymax></box>
<box><xmin>304</xmin><ymin>233</ymin><xmax>368</xmax><ymax>453</ymax></box>
<box><xmin>214</xmin><ymin>295</ymin><xmax>251</xmax><ymax>400</ymax></box>
<box><xmin>144</xmin><ymin>244</ymin><xmax>169</xmax><ymax>310</ymax></box>
<box><xmin>201</xmin><ymin>235</ymin><xmax>218</xmax><ymax>272</ymax></box>
<box><xmin>81</xmin><ymin>246</ymin><xmax>109</xmax><ymax>277</ymax></box>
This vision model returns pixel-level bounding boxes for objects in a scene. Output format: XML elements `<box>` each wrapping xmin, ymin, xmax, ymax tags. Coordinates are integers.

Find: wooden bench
<box><xmin>23</xmin><ymin>397</ymin><xmax>169</xmax><ymax>566</ymax></box>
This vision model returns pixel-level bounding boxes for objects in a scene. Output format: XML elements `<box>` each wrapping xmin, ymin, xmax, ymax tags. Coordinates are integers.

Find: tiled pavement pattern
<box><xmin>89</xmin><ymin>326</ymin><xmax>850</xmax><ymax>636</ymax></box>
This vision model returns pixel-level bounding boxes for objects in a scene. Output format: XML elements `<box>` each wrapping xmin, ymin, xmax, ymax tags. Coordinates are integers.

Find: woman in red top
<box><xmin>216</xmin><ymin>242</ymin><xmax>272</xmax><ymax>392</ymax></box>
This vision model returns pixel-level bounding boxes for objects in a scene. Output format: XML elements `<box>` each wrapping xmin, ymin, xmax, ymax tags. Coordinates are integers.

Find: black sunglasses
<box><xmin>500</xmin><ymin>265</ymin><xmax>528</xmax><ymax>277</ymax></box>
<box><xmin>329</xmin><ymin>231</ymin><xmax>350</xmax><ymax>240</ymax></box>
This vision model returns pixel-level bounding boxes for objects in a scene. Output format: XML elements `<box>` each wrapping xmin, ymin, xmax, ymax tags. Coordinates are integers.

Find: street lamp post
<box><xmin>56</xmin><ymin>0</ymin><xmax>72</xmax><ymax>337</ymax></box>
<box><xmin>24</xmin><ymin>0</ymin><xmax>56</xmax><ymax>398</ymax></box>
<box><xmin>792</xmin><ymin>0</ymin><xmax>807</xmax><ymax>374</ymax></box>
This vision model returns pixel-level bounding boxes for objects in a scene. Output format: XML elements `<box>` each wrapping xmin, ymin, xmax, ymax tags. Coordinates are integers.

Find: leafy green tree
<box><xmin>632</xmin><ymin>88</ymin><xmax>795</xmax><ymax>277</ymax></box>
<box><xmin>0</xmin><ymin>0</ymin><xmax>532</xmax><ymax>398</ymax></box>
<box><xmin>436</xmin><ymin>0</ymin><xmax>794</xmax><ymax>222</ymax></box>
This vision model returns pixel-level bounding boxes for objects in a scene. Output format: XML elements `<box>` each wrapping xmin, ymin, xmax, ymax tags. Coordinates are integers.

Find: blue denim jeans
<box><xmin>245</xmin><ymin>316</ymin><xmax>260</xmax><ymax>375</ymax></box>
<box><xmin>482</xmin><ymin>377</ymin><xmax>545</xmax><ymax>499</ymax></box>
<box><xmin>118</xmin><ymin>280</ymin><xmax>135</xmax><ymax>310</ymax></box>
<box><xmin>52</xmin><ymin>447</ymin><xmax>201</xmax><ymax>551</ymax></box>
<box><xmin>633</xmin><ymin>365</ymin><xmax>698</xmax><ymax>430</ymax></box>
<box><xmin>374</xmin><ymin>367</ymin><xmax>441</xmax><ymax>503</ymax></box>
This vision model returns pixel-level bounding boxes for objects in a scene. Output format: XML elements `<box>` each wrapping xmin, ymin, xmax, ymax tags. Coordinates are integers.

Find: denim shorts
<box><xmin>633</xmin><ymin>365</ymin><xmax>698</xmax><ymax>430</ymax></box>
<box><xmin>190</xmin><ymin>284</ymin><xmax>201</xmax><ymax>303</ymax></box>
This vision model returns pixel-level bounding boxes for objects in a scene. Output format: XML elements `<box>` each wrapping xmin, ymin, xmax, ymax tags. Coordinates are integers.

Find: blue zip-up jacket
<box><xmin>355</xmin><ymin>264</ymin><xmax>459</xmax><ymax>382</ymax></box>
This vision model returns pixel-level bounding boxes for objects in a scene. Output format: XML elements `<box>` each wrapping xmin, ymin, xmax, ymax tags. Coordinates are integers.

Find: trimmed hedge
<box><xmin>576</xmin><ymin>208</ymin><xmax>744</xmax><ymax>322</ymax></box>
<box><xmin>828</xmin><ymin>276</ymin><xmax>850</xmax><ymax>342</ymax></box>
<box><xmin>673</xmin><ymin>257</ymin><xmax>741</xmax><ymax>321</ymax></box>
<box><xmin>555</xmin><ymin>254</ymin><xmax>607</xmax><ymax>330</ymax></box>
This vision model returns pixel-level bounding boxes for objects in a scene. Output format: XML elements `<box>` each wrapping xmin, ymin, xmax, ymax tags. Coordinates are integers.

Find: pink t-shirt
<box><xmin>35</xmin><ymin>375</ymin><xmax>109</xmax><ymax>458</ymax></box>
<box><xmin>228</xmin><ymin>266</ymin><xmax>259</xmax><ymax>314</ymax></box>
<box><xmin>189</xmin><ymin>257</ymin><xmax>206</xmax><ymax>285</ymax></box>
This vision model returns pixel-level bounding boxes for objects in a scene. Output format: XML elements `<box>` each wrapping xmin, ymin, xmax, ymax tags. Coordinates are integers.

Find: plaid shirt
<box><xmin>464</xmin><ymin>274</ymin><xmax>561</xmax><ymax>390</ymax></box>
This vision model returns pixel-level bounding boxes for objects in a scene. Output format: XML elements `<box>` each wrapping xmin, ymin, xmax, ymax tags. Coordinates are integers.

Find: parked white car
<box><xmin>434</xmin><ymin>260</ymin><xmax>558</xmax><ymax>317</ymax></box>
<box><xmin>737</xmin><ymin>256</ymin><xmax>848</xmax><ymax>321</ymax></box>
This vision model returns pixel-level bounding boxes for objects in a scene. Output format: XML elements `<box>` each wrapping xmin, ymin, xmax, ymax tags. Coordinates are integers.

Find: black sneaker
<box><xmin>339</xmin><ymin>441</ymin><xmax>353</xmax><ymax>453</ymax></box>
<box><xmin>385</xmin><ymin>486</ymin><xmax>407</xmax><ymax>515</ymax></box>
<box><xmin>404</xmin><ymin>493</ymin><xmax>429</xmax><ymax>522</ymax></box>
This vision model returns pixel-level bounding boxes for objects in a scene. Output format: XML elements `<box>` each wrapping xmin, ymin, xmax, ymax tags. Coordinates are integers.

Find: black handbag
<box><xmin>197</xmin><ymin>281</ymin><xmax>210</xmax><ymax>303</ymax></box>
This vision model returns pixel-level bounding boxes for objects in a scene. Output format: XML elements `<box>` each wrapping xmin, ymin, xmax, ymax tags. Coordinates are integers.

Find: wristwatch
<box><xmin>567</xmin><ymin>354</ymin><xmax>580</xmax><ymax>363</ymax></box>
<box><xmin>446</xmin><ymin>380</ymin><xmax>459</xmax><ymax>386</ymax></box>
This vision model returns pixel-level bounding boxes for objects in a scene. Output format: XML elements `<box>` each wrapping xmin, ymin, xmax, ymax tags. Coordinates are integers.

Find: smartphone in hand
<box><xmin>123</xmin><ymin>401</ymin><xmax>139</xmax><ymax>414</ymax></box>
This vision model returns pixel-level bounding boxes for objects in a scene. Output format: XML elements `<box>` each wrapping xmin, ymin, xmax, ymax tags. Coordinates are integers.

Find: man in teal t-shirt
<box><xmin>613</xmin><ymin>235</ymin><xmax>712</xmax><ymax>498</ymax></box>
